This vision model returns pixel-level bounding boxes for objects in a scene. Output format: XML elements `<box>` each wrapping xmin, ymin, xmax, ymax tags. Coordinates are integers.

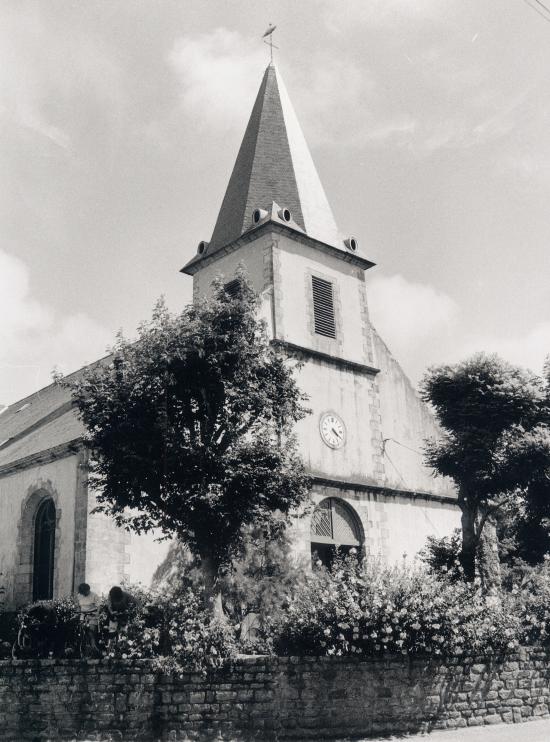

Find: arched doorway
<box><xmin>33</xmin><ymin>498</ymin><xmax>56</xmax><ymax>601</ymax></box>
<box><xmin>310</xmin><ymin>497</ymin><xmax>363</xmax><ymax>567</ymax></box>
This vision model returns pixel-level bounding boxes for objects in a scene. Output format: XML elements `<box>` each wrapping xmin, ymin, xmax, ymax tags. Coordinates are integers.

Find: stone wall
<box><xmin>1</xmin><ymin>650</ymin><xmax>549</xmax><ymax>741</ymax></box>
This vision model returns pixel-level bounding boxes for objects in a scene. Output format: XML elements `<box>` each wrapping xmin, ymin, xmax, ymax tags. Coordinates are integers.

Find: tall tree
<box><xmin>421</xmin><ymin>354</ymin><xmax>550</xmax><ymax>584</ymax></box>
<box><xmin>63</xmin><ymin>271</ymin><xmax>311</xmax><ymax>612</ymax></box>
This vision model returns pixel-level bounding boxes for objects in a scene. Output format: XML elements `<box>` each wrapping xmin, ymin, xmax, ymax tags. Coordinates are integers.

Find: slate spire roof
<box><xmin>208</xmin><ymin>63</ymin><xmax>341</xmax><ymax>251</ymax></box>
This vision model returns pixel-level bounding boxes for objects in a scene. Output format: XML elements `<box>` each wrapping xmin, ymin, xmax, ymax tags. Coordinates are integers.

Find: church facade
<box><xmin>0</xmin><ymin>63</ymin><xmax>459</xmax><ymax>611</ymax></box>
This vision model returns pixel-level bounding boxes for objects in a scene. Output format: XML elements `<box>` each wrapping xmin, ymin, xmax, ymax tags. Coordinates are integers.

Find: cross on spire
<box><xmin>262</xmin><ymin>24</ymin><xmax>278</xmax><ymax>63</ymax></box>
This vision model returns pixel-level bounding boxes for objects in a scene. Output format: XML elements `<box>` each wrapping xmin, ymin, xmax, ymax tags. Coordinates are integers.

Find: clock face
<box><xmin>320</xmin><ymin>412</ymin><xmax>346</xmax><ymax>449</ymax></box>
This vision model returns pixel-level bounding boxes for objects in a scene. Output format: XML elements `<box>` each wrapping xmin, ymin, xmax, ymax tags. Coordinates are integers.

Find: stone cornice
<box><xmin>181</xmin><ymin>221</ymin><xmax>376</xmax><ymax>276</ymax></box>
<box><xmin>273</xmin><ymin>340</ymin><xmax>380</xmax><ymax>377</ymax></box>
<box><xmin>0</xmin><ymin>438</ymin><xmax>84</xmax><ymax>477</ymax></box>
<box><xmin>0</xmin><ymin>401</ymin><xmax>75</xmax><ymax>452</ymax></box>
<box><xmin>312</xmin><ymin>474</ymin><xmax>458</xmax><ymax>505</ymax></box>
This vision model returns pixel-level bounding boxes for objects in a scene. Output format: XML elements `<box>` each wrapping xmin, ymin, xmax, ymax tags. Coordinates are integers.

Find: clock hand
<box><xmin>331</xmin><ymin>427</ymin><xmax>341</xmax><ymax>439</ymax></box>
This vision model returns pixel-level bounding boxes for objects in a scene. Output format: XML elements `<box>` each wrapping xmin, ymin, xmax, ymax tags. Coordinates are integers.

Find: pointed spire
<box><xmin>209</xmin><ymin>64</ymin><xmax>341</xmax><ymax>251</ymax></box>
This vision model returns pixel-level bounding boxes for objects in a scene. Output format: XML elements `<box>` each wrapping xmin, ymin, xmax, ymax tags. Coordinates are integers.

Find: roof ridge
<box><xmin>240</xmin><ymin>65</ymin><xmax>271</xmax><ymax>238</ymax></box>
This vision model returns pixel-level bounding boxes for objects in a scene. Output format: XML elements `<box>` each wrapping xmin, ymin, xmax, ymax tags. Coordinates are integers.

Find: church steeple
<box><xmin>208</xmin><ymin>63</ymin><xmax>341</xmax><ymax>251</ymax></box>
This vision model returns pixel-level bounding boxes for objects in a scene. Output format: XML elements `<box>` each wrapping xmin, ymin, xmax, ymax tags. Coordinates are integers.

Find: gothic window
<box><xmin>33</xmin><ymin>498</ymin><xmax>56</xmax><ymax>601</ymax></box>
<box><xmin>310</xmin><ymin>497</ymin><xmax>362</xmax><ymax>566</ymax></box>
<box><xmin>311</xmin><ymin>276</ymin><xmax>336</xmax><ymax>339</ymax></box>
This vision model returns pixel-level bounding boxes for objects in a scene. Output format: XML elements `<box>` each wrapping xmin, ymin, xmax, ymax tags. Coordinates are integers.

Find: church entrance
<box><xmin>310</xmin><ymin>497</ymin><xmax>363</xmax><ymax>567</ymax></box>
<box><xmin>33</xmin><ymin>498</ymin><xmax>56</xmax><ymax>601</ymax></box>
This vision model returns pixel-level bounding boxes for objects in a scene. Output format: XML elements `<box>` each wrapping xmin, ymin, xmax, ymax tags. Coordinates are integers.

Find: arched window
<box><xmin>310</xmin><ymin>497</ymin><xmax>362</xmax><ymax>566</ymax></box>
<box><xmin>33</xmin><ymin>499</ymin><xmax>56</xmax><ymax>601</ymax></box>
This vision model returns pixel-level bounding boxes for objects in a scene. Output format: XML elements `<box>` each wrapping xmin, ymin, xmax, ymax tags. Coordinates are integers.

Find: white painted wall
<box><xmin>0</xmin><ymin>456</ymin><xmax>78</xmax><ymax>608</ymax></box>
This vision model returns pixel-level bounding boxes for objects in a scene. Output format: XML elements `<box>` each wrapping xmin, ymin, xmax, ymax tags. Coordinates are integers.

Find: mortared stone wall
<box><xmin>0</xmin><ymin>649</ymin><xmax>549</xmax><ymax>740</ymax></box>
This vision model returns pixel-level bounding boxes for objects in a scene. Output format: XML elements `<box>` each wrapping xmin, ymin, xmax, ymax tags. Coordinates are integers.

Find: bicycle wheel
<box><xmin>81</xmin><ymin>628</ymin><xmax>96</xmax><ymax>658</ymax></box>
<box><xmin>12</xmin><ymin>628</ymin><xmax>29</xmax><ymax>659</ymax></box>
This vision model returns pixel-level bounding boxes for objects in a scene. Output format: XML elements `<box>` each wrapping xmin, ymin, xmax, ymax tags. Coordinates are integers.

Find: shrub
<box><xmin>502</xmin><ymin>557</ymin><xmax>550</xmax><ymax>645</ymax></box>
<box><xmin>0</xmin><ymin>611</ymin><xmax>18</xmax><ymax>647</ymax></box>
<box><xmin>154</xmin><ymin>586</ymin><xmax>237</xmax><ymax>676</ymax></box>
<box><xmin>419</xmin><ymin>529</ymin><xmax>463</xmax><ymax>581</ymax></box>
<box><xmin>220</xmin><ymin>521</ymin><xmax>310</xmax><ymax>652</ymax></box>
<box><xmin>11</xmin><ymin>584</ymin><xmax>237</xmax><ymax>672</ymax></box>
<box><xmin>100</xmin><ymin>584</ymin><xmax>237</xmax><ymax>673</ymax></box>
<box><xmin>266</xmin><ymin>553</ymin><xmax>523</xmax><ymax>658</ymax></box>
<box><xmin>14</xmin><ymin>597</ymin><xmax>78</xmax><ymax>657</ymax></box>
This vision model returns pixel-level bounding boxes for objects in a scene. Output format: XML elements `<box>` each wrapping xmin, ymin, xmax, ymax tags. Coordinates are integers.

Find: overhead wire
<box><xmin>534</xmin><ymin>0</ymin><xmax>550</xmax><ymax>15</ymax></box>
<box><xmin>381</xmin><ymin>439</ymin><xmax>443</xmax><ymax>536</ymax></box>
<box><xmin>522</xmin><ymin>0</ymin><xmax>550</xmax><ymax>23</ymax></box>
<box><xmin>382</xmin><ymin>437</ymin><xmax>424</xmax><ymax>457</ymax></box>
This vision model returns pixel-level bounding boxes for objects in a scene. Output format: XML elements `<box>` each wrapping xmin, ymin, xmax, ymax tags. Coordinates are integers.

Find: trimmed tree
<box><xmin>63</xmin><ymin>272</ymin><xmax>311</xmax><ymax>613</ymax></box>
<box><xmin>421</xmin><ymin>353</ymin><xmax>550</xmax><ymax>586</ymax></box>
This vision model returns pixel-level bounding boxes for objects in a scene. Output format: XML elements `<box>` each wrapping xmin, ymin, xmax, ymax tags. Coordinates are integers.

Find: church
<box><xmin>0</xmin><ymin>62</ymin><xmax>459</xmax><ymax>610</ymax></box>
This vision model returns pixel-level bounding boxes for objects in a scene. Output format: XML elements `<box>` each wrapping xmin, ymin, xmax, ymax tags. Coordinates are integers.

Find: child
<box><xmin>76</xmin><ymin>582</ymin><xmax>100</xmax><ymax>651</ymax></box>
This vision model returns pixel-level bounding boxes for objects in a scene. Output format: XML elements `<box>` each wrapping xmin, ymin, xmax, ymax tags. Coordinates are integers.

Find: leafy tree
<box><xmin>501</xmin><ymin>488</ymin><xmax>550</xmax><ymax>565</ymax></box>
<box><xmin>421</xmin><ymin>353</ymin><xmax>550</xmax><ymax>584</ymax></box>
<box><xmin>63</xmin><ymin>271</ymin><xmax>311</xmax><ymax>613</ymax></box>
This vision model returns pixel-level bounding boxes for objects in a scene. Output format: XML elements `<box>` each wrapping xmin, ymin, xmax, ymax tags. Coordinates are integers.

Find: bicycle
<box><xmin>12</xmin><ymin>605</ymin><xmax>57</xmax><ymax>659</ymax></box>
<box><xmin>74</xmin><ymin>611</ymin><xmax>99</xmax><ymax>658</ymax></box>
<box><xmin>103</xmin><ymin>608</ymin><xmax>128</xmax><ymax>651</ymax></box>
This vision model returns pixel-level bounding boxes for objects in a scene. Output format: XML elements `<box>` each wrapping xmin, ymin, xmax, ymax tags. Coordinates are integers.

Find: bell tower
<box><xmin>182</xmin><ymin>62</ymin><xmax>457</xmax><ymax>562</ymax></box>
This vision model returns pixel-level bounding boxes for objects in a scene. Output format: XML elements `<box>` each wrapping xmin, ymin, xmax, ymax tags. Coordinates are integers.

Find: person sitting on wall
<box><xmin>75</xmin><ymin>582</ymin><xmax>100</xmax><ymax>653</ymax></box>
<box><xmin>105</xmin><ymin>586</ymin><xmax>139</xmax><ymax>640</ymax></box>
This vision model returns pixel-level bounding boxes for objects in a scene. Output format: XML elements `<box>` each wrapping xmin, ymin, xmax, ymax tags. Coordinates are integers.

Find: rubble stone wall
<box><xmin>0</xmin><ymin>648</ymin><xmax>549</xmax><ymax>740</ymax></box>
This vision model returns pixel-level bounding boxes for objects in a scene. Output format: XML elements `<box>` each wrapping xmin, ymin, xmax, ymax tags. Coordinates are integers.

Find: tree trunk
<box><xmin>460</xmin><ymin>502</ymin><xmax>477</xmax><ymax>581</ymax></box>
<box><xmin>199</xmin><ymin>554</ymin><xmax>225</xmax><ymax>620</ymax></box>
<box><xmin>460</xmin><ymin>497</ymin><xmax>502</xmax><ymax>596</ymax></box>
<box><xmin>477</xmin><ymin>513</ymin><xmax>502</xmax><ymax>600</ymax></box>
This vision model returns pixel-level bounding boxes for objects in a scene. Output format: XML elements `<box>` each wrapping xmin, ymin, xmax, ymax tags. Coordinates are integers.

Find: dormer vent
<box><xmin>344</xmin><ymin>237</ymin><xmax>358</xmax><ymax>252</ymax></box>
<box><xmin>278</xmin><ymin>207</ymin><xmax>292</xmax><ymax>223</ymax></box>
<box><xmin>197</xmin><ymin>241</ymin><xmax>209</xmax><ymax>255</ymax></box>
<box><xmin>252</xmin><ymin>208</ymin><xmax>268</xmax><ymax>224</ymax></box>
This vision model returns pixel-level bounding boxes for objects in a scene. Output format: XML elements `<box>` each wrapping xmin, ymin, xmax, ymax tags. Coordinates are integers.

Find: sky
<box><xmin>1</xmin><ymin>0</ymin><xmax>550</xmax><ymax>406</ymax></box>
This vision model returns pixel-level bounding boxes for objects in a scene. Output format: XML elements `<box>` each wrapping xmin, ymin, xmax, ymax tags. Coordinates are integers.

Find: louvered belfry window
<box><xmin>311</xmin><ymin>498</ymin><xmax>361</xmax><ymax>547</ymax></box>
<box><xmin>311</xmin><ymin>275</ymin><xmax>336</xmax><ymax>338</ymax></box>
<box><xmin>224</xmin><ymin>278</ymin><xmax>241</xmax><ymax>298</ymax></box>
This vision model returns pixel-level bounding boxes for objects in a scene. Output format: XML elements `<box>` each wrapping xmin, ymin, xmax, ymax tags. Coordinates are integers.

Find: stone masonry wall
<box><xmin>0</xmin><ymin>649</ymin><xmax>549</xmax><ymax>741</ymax></box>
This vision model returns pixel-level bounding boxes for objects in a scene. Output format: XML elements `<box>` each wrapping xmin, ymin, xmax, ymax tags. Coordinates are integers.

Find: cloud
<box><xmin>169</xmin><ymin>28</ymin><xmax>266</xmax><ymax>134</ymax></box>
<box><xmin>0</xmin><ymin>250</ymin><xmax>111</xmax><ymax>406</ymax></box>
<box><xmin>0</xmin><ymin>4</ymin><xmax>123</xmax><ymax>151</ymax></box>
<box><xmin>459</xmin><ymin>323</ymin><xmax>550</xmax><ymax>377</ymax></box>
<box><xmin>165</xmin><ymin>19</ymin><xmax>529</xmax><ymax>157</ymax></box>
<box><xmin>368</xmin><ymin>274</ymin><xmax>459</xmax><ymax>382</ymax></box>
<box><xmin>368</xmin><ymin>274</ymin><xmax>550</xmax><ymax>386</ymax></box>
<box><xmin>498</xmin><ymin>150</ymin><xmax>550</xmax><ymax>180</ymax></box>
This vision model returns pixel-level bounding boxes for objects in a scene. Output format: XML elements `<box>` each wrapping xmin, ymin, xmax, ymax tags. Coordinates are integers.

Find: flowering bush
<box><xmin>101</xmin><ymin>606</ymin><xmax>162</xmax><ymax>662</ymax></box>
<box><xmin>12</xmin><ymin>584</ymin><xmax>236</xmax><ymax>672</ymax></box>
<box><xmin>103</xmin><ymin>585</ymin><xmax>237</xmax><ymax>674</ymax></box>
<box><xmin>266</xmin><ymin>553</ymin><xmax>524</xmax><ymax>658</ymax></box>
<box><xmin>14</xmin><ymin>550</ymin><xmax>550</xmax><ymax>667</ymax></box>
<box><xmin>502</xmin><ymin>557</ymin><xmax>550</xmax><ymax>645</ymax></box>
<box><xmin>153</xmin><ymin>587</ymin><xmax>237</xmax><ymax>676</ymax></box>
